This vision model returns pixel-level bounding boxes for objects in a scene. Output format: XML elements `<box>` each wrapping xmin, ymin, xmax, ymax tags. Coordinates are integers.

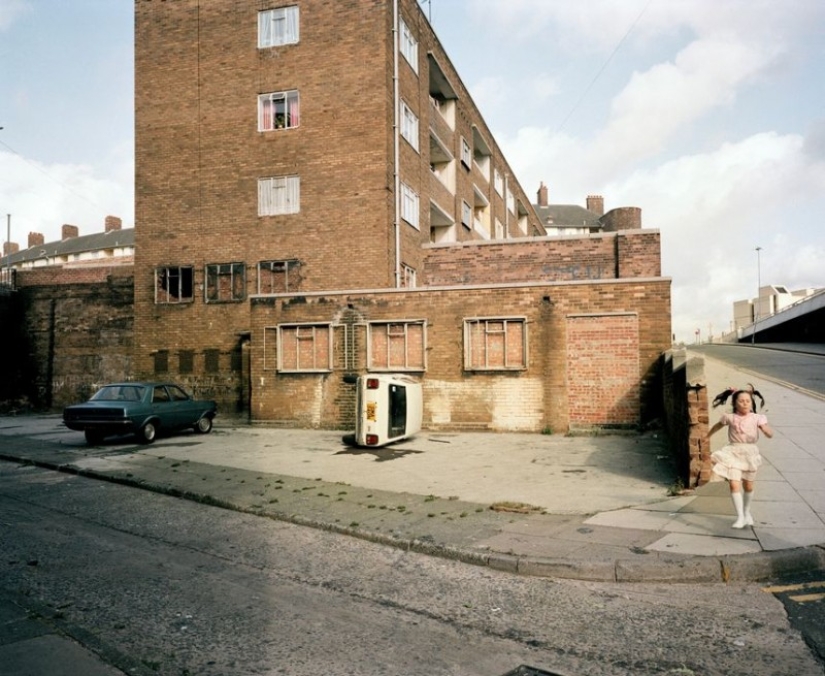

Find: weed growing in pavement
<box><xmin>490</xmin><ymin>501</ymin><xmax>544</xmax><ymax>514</ymax></box>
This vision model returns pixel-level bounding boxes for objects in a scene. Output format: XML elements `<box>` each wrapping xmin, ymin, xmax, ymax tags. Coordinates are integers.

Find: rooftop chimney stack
<box><xmin>586</xmin><ymin>195</ymin><xmax>604</xmax><ymax>216</ymax></box>
<box><xmin>3</xmin><ymin>242</ymin><xmax>19</xmax><ymax>257</ymax></box>
<box><xmin>62</xmin><ymin>224</ymin><xmax>79</xmax><ymax>240</ymax></box>
<box><xmin>537</xmin><ymin>182</ymin><xmax>549</xmax><ymax>207</ymax></box>
<box><xmin>105</xmin><ymin>215</ymin><xmax>122</xmax><ymax>232</ymax></box>
<box><xmin>28</xmin><ymin>232</ymin><xmax>44</xmax><ymax>248</ymax></box>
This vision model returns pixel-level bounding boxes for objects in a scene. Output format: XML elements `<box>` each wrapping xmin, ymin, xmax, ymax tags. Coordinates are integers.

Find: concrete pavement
<box><xmin>1</xmin><ymin>349</ymin><xmax>824</xmax><ymax>587</ymax></box>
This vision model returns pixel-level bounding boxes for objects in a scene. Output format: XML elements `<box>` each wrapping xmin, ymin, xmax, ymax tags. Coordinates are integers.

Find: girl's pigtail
<box><xmin>712</xmin><ymin>387</ymin><xmax>736</xmax><ymax>408</ymax></box>
<box><xmin>746</xmin><ymin>383</ymin><xmax>766</xmax><ymax>412</ymax></box>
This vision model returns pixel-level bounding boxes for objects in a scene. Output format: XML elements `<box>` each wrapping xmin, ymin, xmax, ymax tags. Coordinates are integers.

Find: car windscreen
<box><xmin>90</xmin><ymin>385</ymin><xmax>146</xmax><ymax>402</ymax></box>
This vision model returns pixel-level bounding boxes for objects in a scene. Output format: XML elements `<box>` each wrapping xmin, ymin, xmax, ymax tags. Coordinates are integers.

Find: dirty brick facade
<box><xmin>127</xmin><ymin>0</ymin><xmax>672</xmax><ymax>432</ymax></box>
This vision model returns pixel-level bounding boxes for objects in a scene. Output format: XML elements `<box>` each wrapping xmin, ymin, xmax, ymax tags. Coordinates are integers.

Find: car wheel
<box><xmin>85</xmin><ymin>430</ymin><xmax>105</xmax><ymax>445</ymax></box>
<box><xmin>138</xmin><ymin>421</ymin><xmax>157</xmax><ymax>444</ymax></box>
<box><xmin>195</xmin><ymin>416</ymin><xmax>213</xmax><ymax>434</ymax></box>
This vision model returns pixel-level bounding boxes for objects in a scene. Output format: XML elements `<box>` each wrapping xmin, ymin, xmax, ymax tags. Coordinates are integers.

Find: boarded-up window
<box><xmin>277</xmin><ymin>324</ymin><xmax>332</xmax><ymax>372</ymax></box>
<box><xmin>258</xmin><ymin>260</ymin><xmax>301</xmax><ymax>294</ymax></box>
<box><xmin>368</xmin><ymin>321</ymin><xmax>426</xmax><ymax>371</ymax></box>
<box><xmin>464</xmin><ymin>317</ymin><xmax>527</xmax><ymax>371</ymax></box>
<box><xmin>206</xmin><ymin>263</ymin><xmax>245</xmax><ymax>302</ymax></box>
<box><xmin>179</xmin><ymin>350</ymin><xmax>194</xmax><ymax>374</ymax></box>
<box><xmin>204</xmin><ymin>349</ymin><xmax>221</xmax><ymax>373</ymax></box>
<box><xmin>566</xmin><ymin>313</ymin><xmax>640</xmax><ymax>427</ymax></box>
<box><xmin>153</xmin><ymin>350</ymin><xmax>169</xmax><ymax>374</ymax></box>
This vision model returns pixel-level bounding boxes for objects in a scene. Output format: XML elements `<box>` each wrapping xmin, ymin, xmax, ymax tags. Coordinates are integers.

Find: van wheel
<box><xmin>138</xmin><ymin>421</ymin><xmax>157</xmax><ymax>444</ymax></box>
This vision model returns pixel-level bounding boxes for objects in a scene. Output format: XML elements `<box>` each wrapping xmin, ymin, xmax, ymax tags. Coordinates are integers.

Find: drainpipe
<box><xmin>392</xmin><ymin>0</ymin><xmax>401</xmax><ymax>287</ymax></box>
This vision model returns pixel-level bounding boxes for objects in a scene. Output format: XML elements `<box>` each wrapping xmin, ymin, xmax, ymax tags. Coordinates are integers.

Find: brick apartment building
<box><xmin>134</xmin><ymin>0</ymin><xmax>672</xmax><ymax>432</ymax></box>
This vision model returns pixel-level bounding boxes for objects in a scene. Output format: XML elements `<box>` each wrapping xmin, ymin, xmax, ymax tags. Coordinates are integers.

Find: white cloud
<box><xmin>0</xmin><ymin>151</ymin><xmax>132</xmax><ymax>247</ymax></box>
<box><xmin>603</xmin><ymin>132</ymin><xmax>825</xmax><ymax>341</ymax></box>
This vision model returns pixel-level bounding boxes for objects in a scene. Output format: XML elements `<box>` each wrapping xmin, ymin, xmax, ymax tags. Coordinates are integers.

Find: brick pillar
<box><xmin>62</xmin><ymin>224</ymin><xmax>79</xmax><ymax>239</ymax></box>
<box><xmin>537</xmin><ymin>182</ymin><xmax>548</xmax><ymax>207</ymax></box>
<box><xmin>586</xmin><ymin>195</ymin><xmax>604</xmax><ymax>216</ymax></box>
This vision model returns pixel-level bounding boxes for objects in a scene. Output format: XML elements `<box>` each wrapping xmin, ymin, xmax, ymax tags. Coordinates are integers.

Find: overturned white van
<box><xmin>346</xmin><ymin>374</ymin><xmax>423</xmax><ymax>448</ymax></box>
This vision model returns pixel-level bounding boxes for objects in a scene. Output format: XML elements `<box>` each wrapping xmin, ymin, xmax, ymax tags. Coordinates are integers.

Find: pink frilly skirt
<box><xmin>711</xmin><ymin>443</ymin><xmax>762</xmax><ymax>482</ymax></box>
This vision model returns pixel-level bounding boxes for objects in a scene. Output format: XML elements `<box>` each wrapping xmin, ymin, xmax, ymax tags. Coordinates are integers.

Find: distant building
<box><xmin>732</xmin><ymin>285</ymin><xmax>820</xmax><ymax>332</ymax></box>
<box><xmin>2</xmin><ymin>217</ymin><xmax>133</xmax><ymax>270</ymax></box>
<box><xmin>532</xmin><ymin>182</ymin><xmax>643</xmax><ymax>237</ymax></box>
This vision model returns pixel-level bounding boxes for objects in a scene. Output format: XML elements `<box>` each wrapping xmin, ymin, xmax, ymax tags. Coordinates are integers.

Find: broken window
<box><xmin>155</xmin><ymin>266</ymin><xmax>194</xmax><ymax>304</ymax></box>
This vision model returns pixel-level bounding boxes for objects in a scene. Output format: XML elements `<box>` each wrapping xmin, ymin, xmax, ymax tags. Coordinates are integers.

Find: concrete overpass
<box><xmin>738</xmin><ymin>288</ymin><xmax>825</xmax><ymax>344</ymax></box>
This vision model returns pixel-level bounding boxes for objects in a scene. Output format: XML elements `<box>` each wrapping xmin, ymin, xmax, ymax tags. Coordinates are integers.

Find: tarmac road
<box><xmin>691</xmin><ymin>342</ymin><xmax>825</xmax><ymax>398</ymax></box>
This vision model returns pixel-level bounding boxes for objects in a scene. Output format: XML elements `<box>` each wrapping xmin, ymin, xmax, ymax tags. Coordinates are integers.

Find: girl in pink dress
<box><xmin>708</xmin><ymin>385</ymin><xmax>773</xmax><ymax>529</ymax></box>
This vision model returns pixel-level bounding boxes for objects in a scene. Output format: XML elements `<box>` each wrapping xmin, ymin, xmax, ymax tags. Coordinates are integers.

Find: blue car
<box><xmin>63</xmin><ymin>382</ymin><xmax>217</xmax><ymax>445</ymax></box>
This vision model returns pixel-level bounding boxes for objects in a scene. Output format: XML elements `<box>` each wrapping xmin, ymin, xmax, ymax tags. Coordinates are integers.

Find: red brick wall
<box><xmin>249</xmin><ymin>278</ymin><xmax>671</xmax><ymax>432</ymax></box>
<box><xmin>423</xmin><ymin>230</ymin><xmax>661</xmax><ymax>285</ymax></box>
<box><xmin>566</xmin><ymin>314</ymin><xmax>639</xmax><ymax>427</ymax></box>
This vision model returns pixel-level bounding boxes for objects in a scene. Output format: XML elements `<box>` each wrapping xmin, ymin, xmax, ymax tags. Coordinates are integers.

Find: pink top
<box><xmin>719</xmin><ymin>412</ymin><xmax>768</xmax><ymax>444</ymax></box>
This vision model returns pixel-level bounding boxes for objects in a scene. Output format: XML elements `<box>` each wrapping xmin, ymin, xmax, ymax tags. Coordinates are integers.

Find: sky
<box><xmin>1</xmin><ymin>0</ymin><xmax>824</xmax><ymax>344</ymax></box>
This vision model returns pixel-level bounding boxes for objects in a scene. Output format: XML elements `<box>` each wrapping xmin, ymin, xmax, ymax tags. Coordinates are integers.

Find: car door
<box><xmin>166</xmin><ymin>384</ymin><xmax>197</xmax><ymax>427</ymax></box>
<box><xmin>151</xmin><ymin>385</ymin><xmax>176</xmax><ymax>429</ymax></box>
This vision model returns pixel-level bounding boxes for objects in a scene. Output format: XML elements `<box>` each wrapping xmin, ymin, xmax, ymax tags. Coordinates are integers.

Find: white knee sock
<box><xmin>743</xmin><ymin>491</ymin><xmax>754</xmax><ymax>526</ymax></box>
<box><xmin>731</xmin><ymin>491</ymin><xmax>746</xmax><ymax>529</ymax></box>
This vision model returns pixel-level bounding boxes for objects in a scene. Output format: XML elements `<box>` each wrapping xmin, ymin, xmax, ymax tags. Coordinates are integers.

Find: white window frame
<box><xmin>258</xmin><ymin>6</ymin><xmax>299</xmax><ymax>48</ymax></box>
<box><xmin>258</xmin><ymin>175</ymin><xmax>300</xmax><ymax>216</ymax></box>
<box><xmin>464</xmin><ymin>317</ymin><xmax>528</xmax><ymax>371</ymax></box>
<box><xmin>506</xmin><ymin>188</ymin><xmax>515</xmax><ymax>214</ymax></box>
<box><xmin>155</xmin><ymin>266</ymin><xmax>194</xmax><ymax>305</ymax></box>
<box><xmin>205</xmin><ymin>262</ymin><xmax>245</xmax><ymax>303</ymax></box>
<box><xmin>258</xmin><ymin>90</ymin><xmax>300</xmax><ymax>131</ymax></box>
<box><xmin>460</xmin><ymin>136</ymin><xmax>472</xmax><ymax>168</ymax></box>
<box><xmin>461</xmin><ymin>200</ymin><xmax>472</xmax><ymax>228</ymax></box>
<box><xmin>494</xmin><ymin>169</ymin><xmax>504</xmax><ymax>196</ymax></box>
<box><xmin>258</xmin><ymin>259</ymin><xmax>300</xmax><ymax>294</ymax></box>
<box><xmin>400</xmin><ymin>182</ymin><xmax>420</xmax><ymax>229</ymax></box>
<box><xmin>275</xmin><ymin>323</ymin><xmax>333</xmax><ymax>373</ymax></box>
<box><xmin>400</xmin><ymin>100</ymin><xmax>419</xmax><ymax>151</ymax></box>
<box><xmin>399</xmin><ymin>18</ymin><xmax>418</xmax><ymax>73</ymax></box>
<box><xmin>402</xmin><ymin>264</ymin><xmax>416</xmax><ymax>288</ymax></box>
<box><xmin>367</xmin><ymin>320</ymin><xmax>426</xmax><ymax>372</ymax></box>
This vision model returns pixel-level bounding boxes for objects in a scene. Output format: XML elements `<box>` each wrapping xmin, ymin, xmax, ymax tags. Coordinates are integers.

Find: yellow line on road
<box><xmin>762</xmin><ymin>581</ymin><xmax>825</xmax><ymax>594</ymax></box>
<box><xmin>788</xmin><ymin>593</ymin><xmax>825</xmax><ymax>603</ymax></box>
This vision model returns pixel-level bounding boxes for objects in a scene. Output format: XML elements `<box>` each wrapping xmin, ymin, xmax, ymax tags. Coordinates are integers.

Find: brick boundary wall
<box><xmin>423</xmin><ymin>230</ymin><xmax>661</xmax><ymax>286</ymax></box>
<box><xmin>662</xmin><ymin>348</ymin><xmax>712</xmax><ymax>488</ymax></box>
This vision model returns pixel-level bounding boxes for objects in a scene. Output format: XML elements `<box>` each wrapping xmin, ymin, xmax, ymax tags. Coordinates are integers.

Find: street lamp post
<box><xmin>752</xmin><ymin>246</ymin><xmax>762</xmax><ymax>344</ymax></box>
